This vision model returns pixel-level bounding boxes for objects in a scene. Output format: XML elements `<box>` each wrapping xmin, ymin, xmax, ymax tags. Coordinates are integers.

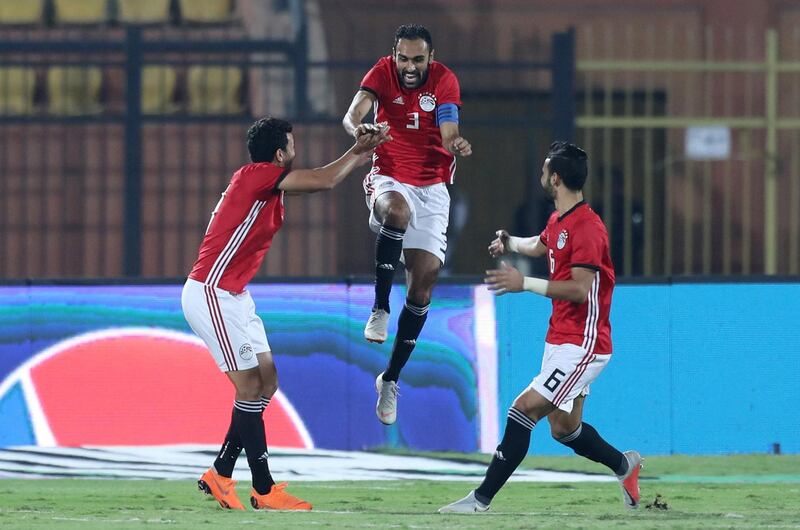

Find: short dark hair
<box><xmin>246</xmin><ymin>117</ymin><xmax>292</xmax><ymax>163</ymax></box>
<box><xmin>546</xmin><ymin>141</ymin><xmax>588</xmax><ymax>190</ymax></box>
<box><xmin>394</xmin><ymin>24</ymin><xmax>433</xmax><ymax>52</ymax></box>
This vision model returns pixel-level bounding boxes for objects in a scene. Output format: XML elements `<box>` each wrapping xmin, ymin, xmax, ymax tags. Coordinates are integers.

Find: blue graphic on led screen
<box><xmin>0</xmin><ymin>283</ymin><xmax>479</xmax><ymax>451</ymax></box>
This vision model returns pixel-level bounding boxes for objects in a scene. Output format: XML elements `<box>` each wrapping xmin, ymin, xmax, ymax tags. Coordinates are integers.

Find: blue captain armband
<box><xmin>436</xmin><ymin>103</ymin><xmax>459</xmax><ymax>125</ymax></box>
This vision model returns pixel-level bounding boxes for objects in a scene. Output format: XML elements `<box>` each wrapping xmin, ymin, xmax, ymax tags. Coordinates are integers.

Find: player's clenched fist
<box><xmin>448</xmin><ymin>136</ymin><xmax>472</xmax><ymax>157</ymax></box>
<box><xmin>488</xmin><ymin>229</ymin><xmax>510</xmax><ymax>257</ymax></box>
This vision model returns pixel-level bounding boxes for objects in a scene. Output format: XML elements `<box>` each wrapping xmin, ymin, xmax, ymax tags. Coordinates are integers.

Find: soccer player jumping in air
<box><xmin>182</xmin><ymin>117</ymin><xmax>390</xmax><ymax>511</ymax></box>
<box><xmin>343</xmin><ymin>24</ymin><xmax>472</xmax><ymax>425</ymax></box>
<box><xmin>439</xmin><ymin>142</ymin><xmax>642</xmax><ymax>513</ymax></box>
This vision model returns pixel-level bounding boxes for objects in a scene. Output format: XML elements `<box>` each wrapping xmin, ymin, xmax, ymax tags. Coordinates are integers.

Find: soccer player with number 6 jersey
<box><xmin>440</xmin><ymin>142</ymin><xmax>642</xmax><ymax>514</ymax></box>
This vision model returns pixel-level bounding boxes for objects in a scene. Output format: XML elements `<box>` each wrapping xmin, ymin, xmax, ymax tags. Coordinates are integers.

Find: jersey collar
<box><xmin>557</xmin><ymin>200</ymin><xmax>586</xmax><ymax>222</ymax></box>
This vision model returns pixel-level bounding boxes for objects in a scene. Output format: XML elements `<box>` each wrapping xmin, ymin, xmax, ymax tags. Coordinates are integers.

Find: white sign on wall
<box><xmin>685</xmin><ymin>125</ymin><xmax>731</xmax><ymax>160</ymax></box>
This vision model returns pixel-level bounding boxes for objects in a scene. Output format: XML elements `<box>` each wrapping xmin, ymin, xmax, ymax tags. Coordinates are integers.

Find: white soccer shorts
<box><xmin>365</xmin><ymin>174</ymin><xmax>450</xmax><ymax>265</ymax></box>
<box><xmin>529</xmin><ymin>342</ymin><xmax>611</xmax><ymax>413</ymax></box>
<box><xmin>181</xmin><ymin>278</ymin><xmax>269</xmax><ymax>372</ymax></box>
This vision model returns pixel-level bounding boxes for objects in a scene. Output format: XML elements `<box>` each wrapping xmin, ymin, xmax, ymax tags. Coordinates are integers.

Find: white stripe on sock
<box><xmin>405</xmin><ymin>302</ymin><xmax>429</xmax><ymax>316</ymax></box>
<box><xmin>379</xmin><ymin>226</ymin><xmax>405</xmax><ymax>240</ymax></box>
<box><xmin>557</xmin><ymin>423</ymin><xmax>583</xmax><ymax>443</ymax></box>
<box><xmin>507</xmin><ymin>407</ymin><xmax>535</xmax><ymax>431</ymax></box>
<box><xmin>234</xmin><ymin>400</ymin><xmax>263</xmax><ymax>413</ymax></box>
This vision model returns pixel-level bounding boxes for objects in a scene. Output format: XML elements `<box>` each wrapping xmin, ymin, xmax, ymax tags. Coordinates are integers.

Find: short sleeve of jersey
<box><xmin>360</xmin><ymin>59</ymin><xmax>388</xmax><ymax>98</ymax></box>
<box><xmin>570</xmin><ymin>220</ymin><xmax>604</xmax><ymax>271</ymax></box>
<box><xmin>248</xmin><ymin>164</ymin><xmax>287</xmax><ymax>198</ymax></box>
<box><xmin>436</xmin><ymin>69</ymin><xmax>462</xmax><ymax>106</ymax></box>
<box><xmin>539</xmin><ymin>227</ymin><xmax>549</xmax><ymax>246</ymax></box>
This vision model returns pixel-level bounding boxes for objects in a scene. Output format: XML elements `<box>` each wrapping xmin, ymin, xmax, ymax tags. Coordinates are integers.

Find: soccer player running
<box><xmin>182</xmin><ymin>117</ymin><xmax>390</xmax><ymax>511</ymax></box>
<box><xmin>439</xmin><ymin>142</ymin><xmax>642</xmax><ymax>513</ymax></box>
<box><xmin>342</xmin><ymin>24</ymin><xmax>472</xmax><ymax>425</ymax></box>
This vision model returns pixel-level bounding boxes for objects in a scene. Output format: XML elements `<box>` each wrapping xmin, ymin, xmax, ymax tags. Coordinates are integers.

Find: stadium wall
<box><xmin>496</xmin><ymin>282</ymin><xmax>800</xmax><ymax>456</ymax></box>
<box><xmin>0</xmin><ymin>281</ymin><xmax>797</xmax><ymax>455</ymax></box>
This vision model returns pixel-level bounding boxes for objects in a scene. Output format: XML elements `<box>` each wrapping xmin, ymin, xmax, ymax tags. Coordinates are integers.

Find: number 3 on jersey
<box><xmin>406</xmin><ymin>112</ymin><xmax>419</xmax><ymax>129</ymax></box>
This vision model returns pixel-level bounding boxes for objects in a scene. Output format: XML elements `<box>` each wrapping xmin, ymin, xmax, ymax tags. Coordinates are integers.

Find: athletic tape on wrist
<box><xmin>507</xmin><ymin>236</ymin><xmax>522</xmax><ymax>253</ymax></box>
<box><xmin>523</xmin><ymin>276</ymin><xmax>549</xmax><ymax>296</ymax></box>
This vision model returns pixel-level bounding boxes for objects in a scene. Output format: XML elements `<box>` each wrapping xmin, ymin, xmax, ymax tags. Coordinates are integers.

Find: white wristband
<box><xmin>507</xmin><ymin>236</ymin><xmax>522</xmax><ymax>253</ymax></box>
<box><xmin>523</xmin><ymin>276</ymin><xmax>549</xmax><ymax>296</ymax></box>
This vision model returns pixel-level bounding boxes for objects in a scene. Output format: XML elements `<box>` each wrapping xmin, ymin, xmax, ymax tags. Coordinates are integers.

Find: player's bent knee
<box><xmin>511</xmin><ymin>396</ymin><xmax>536</xmax><ymax>418</ymax></box>
<box><xmin>376</xmin><ymin>194</ymin><xmax>411</xmax><ymax>227</ymax></box>
<box><xmin>550</xmin><ymin>426</ymin><xmax>573</xmax><ymax>441</ymax></box>
<box><xmin>512</xmin><ymin>388</ymin><xmax>555</xmax><ymax>422</ymax></box>
<box><xmin>383</xmin><ymin>208</ymin><xmax>410</xmax><ymax>228</ymax></box>
<box><xmin>406</xmin><ymin>291</ymin><xmax>432</xmax><ymax>307</ymax></box>
<box><xmin>235</xmin><ymin>385</ymin><xmax>262</xmax><ymax>402</ymax></box>
<box><xmin>230</xmin><ymin>372</ymin><xmax>263</xmax><ymax>401</ymax></box>
<box><xmin>550</xmin><ymin>416</ymin><xmax>584</xmax><ymax>445</ymax></box>
<box><xmin>261</xmin><ymin>379</ymin><xmax>278</xmax><ymax>399</ymax></box>
<box><xmin>406</xmin><ymin>272</ymin><xmax>438</xmax><ymax>305</ymax></box>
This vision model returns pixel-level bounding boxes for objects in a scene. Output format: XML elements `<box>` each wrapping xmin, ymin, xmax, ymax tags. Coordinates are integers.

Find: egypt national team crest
<box><xmin>419</xmin><ymin>92</ymin><xmax>436</xmax><ymax>112</ymax></box>
<box><xmin>239</xmin><ymin>343</ymin><xmax>254</xmax><ymax>360</ymax></box>
<box><xmin>557</xmin><ymin>229</ymin><xmax>569</xmax><ymax>250</ymax></box>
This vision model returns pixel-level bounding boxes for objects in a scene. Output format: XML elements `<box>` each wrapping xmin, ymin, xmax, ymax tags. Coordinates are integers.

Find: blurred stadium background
<box><xmin>1</xmin><ymin>0</ymin><xmax>799</xmax><ymax>525</ymax></box>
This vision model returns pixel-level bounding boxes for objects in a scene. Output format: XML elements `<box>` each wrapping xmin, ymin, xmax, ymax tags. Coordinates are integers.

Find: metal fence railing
<box><xmin>0</xmin><ymin>21</ymin><xmax>574</xmax><ymax>279</ymax></box>
<box><xmin>0</xmin><ymin>25</ymin><xmax>304</xmax><ymax>279</ymax></box>
<box><xmin>576</xmin><ymin>27</ymin><xmax>800</xmax><ymax>276</ymax></box>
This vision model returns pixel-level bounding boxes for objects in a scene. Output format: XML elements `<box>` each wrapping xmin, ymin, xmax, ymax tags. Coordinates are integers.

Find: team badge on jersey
<box><xmin>557</xmin><ymin>229</ymin><xmax>569</xmax><ymax>250</ymax></box>
<box><xmin>419</xmin><ymin>92</ymin><xmax>436</xmax><ymax>112</ymax></box>
<box><xmin>239</xmin><ymin>343</ymin><xmax>254</xmax><ymax>360</ymax></box>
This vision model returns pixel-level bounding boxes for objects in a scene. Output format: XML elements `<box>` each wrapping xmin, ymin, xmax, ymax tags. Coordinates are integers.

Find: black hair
<box><xmin>246</xmin><ymin>117</ymin><xmax>292</xmax><ymax>163</ymax></box>
<box><xmin>394</xmin><ymin>24</ymin><xmax>433</xmax><ymax>52</ymax></box>
<box><xmin>546</xmin><ymin>141</ymin><xmax>588</xmax><ymax>191</ymax></box>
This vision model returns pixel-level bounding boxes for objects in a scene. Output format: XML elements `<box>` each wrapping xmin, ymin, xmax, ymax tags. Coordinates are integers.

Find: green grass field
<box><xmin>1</xmin><ymin>454</ymin><xmax>799</xmax><ymax>529</ymax></box>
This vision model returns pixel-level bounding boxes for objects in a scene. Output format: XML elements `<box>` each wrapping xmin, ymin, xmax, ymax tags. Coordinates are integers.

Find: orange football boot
<box><xmin>250</xmin><ymin>482</ymin><xmax>312</xmax><ymax>511</ymax></box>
<box><xmin>198</xmin><ymin>467</ymin><xmax>245</xmax><ymax>510</ymax></box>
<box><xmin>617</xmin><ymin>450</ymin><xmax>643</xmax><ymax>509</ymax></box>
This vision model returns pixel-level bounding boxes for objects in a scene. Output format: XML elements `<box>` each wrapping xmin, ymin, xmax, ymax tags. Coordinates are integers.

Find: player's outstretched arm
<box><xmin>343</xmin><ymin>89</ymin><xmax>378</xmax><ymax>138</ymax></box>
<box><xmin>484</xmin><ymin>262</ymin><xmax>594</xmax><ymax>304</ymax></box>
<box><xmin>278</xmin><ymin>123</ymin><xmax>391</xmax><ymax>194</ymax></box>
<box><xmin>489</xmin><ymin>230</ymin><xmax>546</xmax><ymax>258</ymax></box>
<box><xmin>440</xmin><ymin>121</ymin><xmax>472</xmax><ymax>157</ymax></box>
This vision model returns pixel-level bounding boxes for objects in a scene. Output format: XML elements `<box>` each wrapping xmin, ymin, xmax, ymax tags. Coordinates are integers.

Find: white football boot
<box><xmin>438</xmin><ymin>490</ymin><xmax>490</xmax><ymax>514</ymax></box>
<box><xmin>375</xmin><ymin>372</ymin><xmax>399</xmax><ymax>425</ymax></box>
<box><xmin>364</xmin><ymin>308</ymin><xmax>390</xmax><ymax>343</ymax></box>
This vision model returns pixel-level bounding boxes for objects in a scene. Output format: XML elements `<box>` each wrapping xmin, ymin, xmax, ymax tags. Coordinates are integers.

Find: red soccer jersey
<box><xmin>188</xmin><ymin>163</ymin><xmax>287</xmax><ymax>293</ymax></box>
<box><xmin>538</xmin><ymin>201</ymin><xmax>615</xmax><ymax>354</ymax></box>
<box><xmin>360</xmin><ymin>56</ymin><xmax>462</xmax><ymax>187</ymax></box>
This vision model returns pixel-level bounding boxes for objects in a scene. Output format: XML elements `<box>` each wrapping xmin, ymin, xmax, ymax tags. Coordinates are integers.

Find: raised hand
<box><xmin>354</xmin><ymin>122</ymin><xmax>392</xmax><ymax>140</ymax></box>
<box><xmin>354</xmin><ymin>122</ymin><xmax>392</xmax><ymax>154</ymax></box>
<box><xmin>488</xmin><ymin>229</ymin><xmax>510</xmax><ymax>257</ymax></box>
<box><xmin>484</xmin><ymin>261</ymin><xmax>524</xmax><ymax>296</ymax></box>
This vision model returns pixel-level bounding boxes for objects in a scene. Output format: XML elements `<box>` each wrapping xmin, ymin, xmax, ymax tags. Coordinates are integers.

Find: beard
<box><xmin>542</xmin><ymin>180</ymin><xmax>556</xmax><ymax>202</ymax></box>
<box><xmin>397</xmin><ymin>68</ymin><xmax>428</xmax><ymax>89</ymax></box>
